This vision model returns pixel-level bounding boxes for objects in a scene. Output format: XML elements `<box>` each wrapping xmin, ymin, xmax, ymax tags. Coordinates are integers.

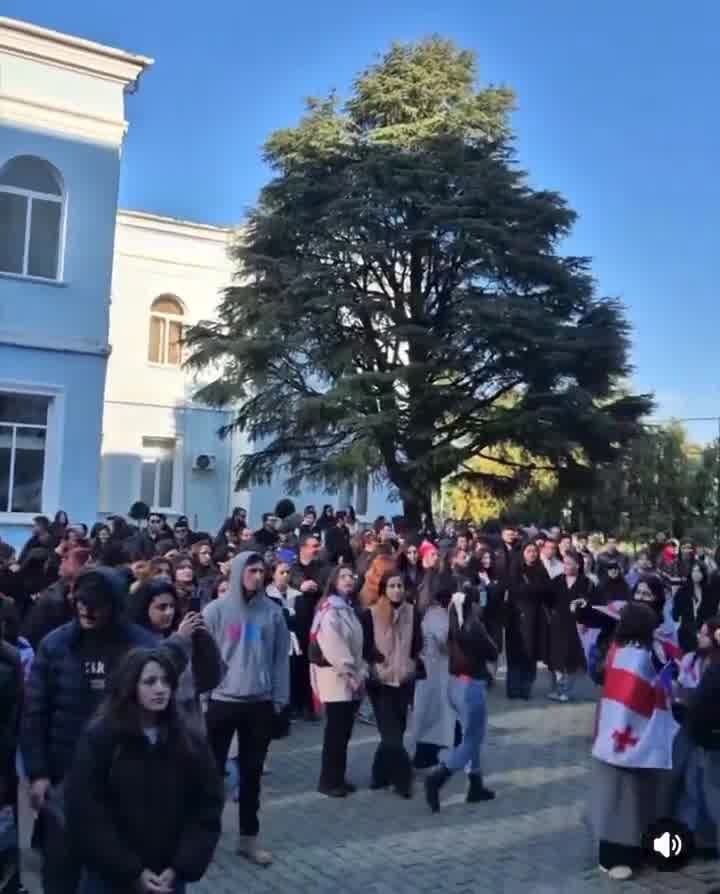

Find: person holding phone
<box><xmin>128</xmin><ymin>580</ymin><xmax>222</xmax><ymax>734</ymax></box>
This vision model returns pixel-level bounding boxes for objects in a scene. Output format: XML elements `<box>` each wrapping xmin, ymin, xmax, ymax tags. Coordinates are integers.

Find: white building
<box><xmin>101</xmin><ymin>209</ymin><xmax>395</xmax><ymax>532</ymax></box>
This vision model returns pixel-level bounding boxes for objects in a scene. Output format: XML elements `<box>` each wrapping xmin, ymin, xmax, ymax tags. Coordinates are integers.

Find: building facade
<box><xmin>102</xmin><ymin>210</ymin><xmax>394</xmax><ymax>531</ymax></box>
<box><xmin>0</xmin><ymin>17</ymin><xmax>151</xmax><ymax>548</ymax></box>
<box><xmin>0</xmin><ymin>17</ymin><xmax>395</xmax><ymax>547</ymax></box>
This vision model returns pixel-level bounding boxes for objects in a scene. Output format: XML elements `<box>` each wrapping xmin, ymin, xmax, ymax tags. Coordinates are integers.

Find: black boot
<box><xmin>467</xmin><ymin>773</ymin><xmax>495</xmax><ymax>803</ymax></box>
<box><xmin>424</xmin><ymin>764</ymin><xmax>451</xmax><ymax>813</ymax></box>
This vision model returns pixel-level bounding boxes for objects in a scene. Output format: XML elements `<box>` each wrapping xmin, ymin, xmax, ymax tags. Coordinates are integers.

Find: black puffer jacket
<box><xmin>66</xmin><ymin>719</ymin><xmax>223</xmax><ymax>885</ymax></box>
<box><xmin>20</xmin><ymin>568</ymin><xmax>184</xmax><ymax>782</ymax></box>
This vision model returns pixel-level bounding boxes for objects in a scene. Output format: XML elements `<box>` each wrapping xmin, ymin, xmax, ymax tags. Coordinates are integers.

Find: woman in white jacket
<box><xmin>310</xmin><ymin>566</ymin><xmax>367</xmax><ymax>798</ymax></box>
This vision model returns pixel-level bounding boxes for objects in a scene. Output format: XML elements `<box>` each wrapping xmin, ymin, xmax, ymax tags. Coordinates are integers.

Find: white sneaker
<box><xmin>546</xmin><ymin>691</ymin><xmax>563</xmax><ymax>701</ymax></box>
<box><xmin>599</xmin><ymin>864</ymin><xmax>633</xmax><ymax>881</ymax></box>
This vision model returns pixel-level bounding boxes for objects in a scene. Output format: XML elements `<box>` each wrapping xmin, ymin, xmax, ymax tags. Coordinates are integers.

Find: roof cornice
<box><xmin>117</xmin><ymin>209</ymin><xmax>233</xmax><ymax>244</ymax></box>
<box><xmin>0</xmin><ymin>17</ymin><xmax>153</xmax><ymax>86</ymax></box>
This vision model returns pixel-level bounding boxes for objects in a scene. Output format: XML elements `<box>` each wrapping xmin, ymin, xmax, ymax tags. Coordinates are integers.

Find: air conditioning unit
<box><xmin>192</xmin><ymin>453</ymin><xmax>217</xmax><ymax>472</ymax></box>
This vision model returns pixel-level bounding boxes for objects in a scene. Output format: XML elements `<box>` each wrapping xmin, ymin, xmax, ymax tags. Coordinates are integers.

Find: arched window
<box><xmin>0</xmin><ymin>156</ymin><xmax>64</xmax><ymax>280</ymax></box>
<box><xmin>148</xmin><ymin>295</ymin><xmax>184</xmax><ymax>366</ymax></box>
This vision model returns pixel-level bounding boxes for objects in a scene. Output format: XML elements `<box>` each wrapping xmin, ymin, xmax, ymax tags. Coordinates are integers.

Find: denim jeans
<box><xmin>440</xmin><ymin>677</ymin><xmax>487</xmax><ymax>774</ymax></box>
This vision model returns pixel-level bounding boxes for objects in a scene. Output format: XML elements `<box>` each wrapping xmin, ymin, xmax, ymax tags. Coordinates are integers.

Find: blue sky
<box><xmin>8</xmin><ymin>1</ymin><xmax>720</xmax><ymax>440</ymax></box>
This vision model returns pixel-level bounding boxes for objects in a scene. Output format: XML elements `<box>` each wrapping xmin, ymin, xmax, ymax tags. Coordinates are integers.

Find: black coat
<box><xmin>289</xmin><ymin>560</ymin><xmax>330</xmax><ymax>651</ymax></box>
<box><xmin>66</xmin><ymin>720</ymin><xmax>223</xmax><ymax>885</ymax></box>
<box><xmin>21</xmin><ymin>580</ymin><xmax>73</xmax><ymax>650</ymax></box>
<box><xmin>593</xmin><ymin>576</ymin><xmax>631</xmax><ymax>605</ymax></box>
<box><xmin>673</xmin><ymin>583</ymin><xmax>720</xmax><ymax>655</ymax></box>
<box><xmin>546</xmin><ymin>575</ymin><xmax>593</xmax><ymax>673</ymax></box>
<box><xmin>494</xmin><ymin>543</ymin><xmax>521</xmax><ymax>585</ymax></box>
<box><xmin>0</xmin><ymin>642</ymin><xmax>21</xmax><ymax>806</ymax></box>
<box><xmin>448</xmin><ymin>603</ymin><xmax>498</xmax><ymax>681</ymax></box>
<box><xmin>324</xmin><ymin>525</ymin><xmax>353</xmax><ymax>564</ymax></box>
<box><xmin>687</xmin><ymin>661</ymin><xmax>720</xmax><ymax>750</ymax></box>
<box><xmin>504</xmin><ymin>562</ymin><xmax>551</xmax><ymax>664</ymax></box>
<box><xmin>128</xmin><ymin>530</ymin><xmax>160</xmax><ymax>561</ymax></box>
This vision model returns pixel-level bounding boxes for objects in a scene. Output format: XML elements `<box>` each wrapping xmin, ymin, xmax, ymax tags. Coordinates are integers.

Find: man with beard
<box><xmin>290</xmin><ymin>535</ymin><xmax>331</xmax><ymax>721</ymax></box>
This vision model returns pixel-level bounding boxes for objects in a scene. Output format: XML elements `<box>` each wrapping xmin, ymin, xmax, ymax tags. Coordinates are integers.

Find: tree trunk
<box><xmin>400</xmin><ymin>489</ymin><xmax>434</xmax><ymax>531</ymax></box>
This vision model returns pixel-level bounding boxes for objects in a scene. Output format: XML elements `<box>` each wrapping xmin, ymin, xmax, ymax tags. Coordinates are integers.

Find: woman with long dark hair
<box><xmin>128</xmin><ymin>579</ymin><xmax>221</xmax><ymax>733</ymax></box>
<box><xmin>424</xmin><ymin>584</ymin><xmax>499</xmax><ymax>812</ymax></box>
<box><xmin>673</xmin><ymin>561</ymin><xmax>719</xmax><ymax>655</ymax></box>
<box><xmin>191</xmin><ymin>541</ymin><xmax>219</xmax><ymax>608</ymax></box>
<box><xmin>316</xmin><ymin>505</ymin><xmax>336</xmax><ymax>540</ymax></box>
<box><xmin>90</xmin><ymin>524</ymin><xmax>112</xmax><ymax>562</ymax></box>
<box><xmin>49</xmin><ymin>511</ymin><xmax>69</xmax><ymax>543</ymax></box>
<box><xmin>397</xmin><ymin>542</ymin><xmax>423</xmax><ymax>602</ymax></box>
<box><xmin>173</xmin><ymin>556</ymin><xmax>199</xmax><ymax>616</ymax></box>
<box><xmin>546</xmin><ymin>551</ymin><xmax>592</xmax><ymax>702</ymax></box>
<box><xmin>504</xmin><ymin>543</ymin><xmax>551</xmax><ymax>700</ymax></box>
<box><xmin>65</xmin><ymin>648</ymin><xmax>223</xmax><ymax>893</ymax></box>
<box><xmin>474</xmin><ymin>549</ymin><xmax>504</xmax><ymax>680</ymax></box>
<box><xmin>362</xmin><ymin>572</ymin><xmax>422</xmax><ymax>798</ymax></box>
<box><xmin>310</xmin><ymin>566</ymin><xmax>366</xmax><ymax>797</ymax></box>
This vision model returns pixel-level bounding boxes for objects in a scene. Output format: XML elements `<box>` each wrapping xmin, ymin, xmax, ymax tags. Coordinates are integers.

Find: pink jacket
<box><xmin>310</xmin><ymin>596</ymin><xmax>367</xmax><ymax>703</ymax></box>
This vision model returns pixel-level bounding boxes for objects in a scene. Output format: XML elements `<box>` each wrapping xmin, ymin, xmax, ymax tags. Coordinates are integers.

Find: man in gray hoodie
<box><xmin>202</xmin><ymin>551</ymin><xmax>290</xmax><ymax>866</ymax></box>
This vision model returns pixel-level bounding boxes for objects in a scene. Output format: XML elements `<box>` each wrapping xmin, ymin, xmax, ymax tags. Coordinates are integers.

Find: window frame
<box><xmin>147</xmin><ymin>297</ymin><xmax>185</xmax><ymax>368</ymax></box>
<box><xmin>139</xmin><ymin>435</ymin><xmax>182</xmax><ymax>513</ymax></box>
<box><xmin>0</xmin><ymin>158</ymin><xmax>67</xmax><ymax>282</ymax></box>
<box><xmin>0</xmin><ymin>381</ymin><xmax>64</xmax><ymax>525</ymax></box>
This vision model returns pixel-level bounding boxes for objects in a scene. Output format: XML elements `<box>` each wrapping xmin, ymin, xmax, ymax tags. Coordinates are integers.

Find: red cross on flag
<box><xmin>592</xmin><ymin>644</ymin><xmax>679</xmax><ymax>769</ymax></box>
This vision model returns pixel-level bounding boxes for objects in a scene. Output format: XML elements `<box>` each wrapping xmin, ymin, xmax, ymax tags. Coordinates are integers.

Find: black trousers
<box><xmin>368</xmin><ymin>684</ymin><xmax>412</xmax><ymax>790</ymax></box>
<box><xmin>294</xmin><ymin>655</ymin><xmax>314</xmax><ymax>713</ymax></box>
<box><xmin>41</xmin><ymin>805</ymin><xmax>80</xmax><ymax>894</ymax></box>
<box><xmin>319</xmin><ymin>701</ymin><xmax>358</xmax><ymax>789</ymax></box>
<box><xmin>506</xmin><ymin>658</ymin><xmax>537</xmax><ymax>699</ymax></box>
<box><xmin>206</xmin><ymin>699</ymin><xmax>274</xmax><ymax>837</ymax></box>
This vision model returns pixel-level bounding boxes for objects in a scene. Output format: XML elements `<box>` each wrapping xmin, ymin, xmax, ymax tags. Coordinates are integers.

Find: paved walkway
<box><xmin>23</xmin><ymin>675</ymin><xmax>720</xmax><ymax>893</ymax></box>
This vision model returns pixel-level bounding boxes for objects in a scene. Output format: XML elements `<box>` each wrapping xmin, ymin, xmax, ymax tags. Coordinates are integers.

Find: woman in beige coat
<box><xmin>310</xmin><ymin>566</ymin><xmax>367</xmax><ymax>797</ymax></box>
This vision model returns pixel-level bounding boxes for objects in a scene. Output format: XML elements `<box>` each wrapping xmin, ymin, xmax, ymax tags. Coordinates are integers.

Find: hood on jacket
<box><xmin>228</xmin><ymin>551</ymin><xmax>265</xmax><ymax>603</ymax></box>
<box><xmin>73</xmin><ymin>566</ymin><xmax>129</xmax><ymax>622</ymax></box>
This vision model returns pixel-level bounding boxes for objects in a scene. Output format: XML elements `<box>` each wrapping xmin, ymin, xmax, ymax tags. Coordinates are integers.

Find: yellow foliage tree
<box><xmin>443</xmin><ymin>444</ymin><xmax>559</xmax><ymax>523</ymax></box>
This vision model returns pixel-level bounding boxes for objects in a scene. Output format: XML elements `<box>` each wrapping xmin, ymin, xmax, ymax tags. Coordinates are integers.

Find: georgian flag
<box><xmin>592</xmin><ymin>644</ymin><xmax>679</xmax><ymax>769</ymax></box>
<box><xmin>593</xmin><ymin>601</ymin><xmax>682</xmax><ymax>662</ymax></box>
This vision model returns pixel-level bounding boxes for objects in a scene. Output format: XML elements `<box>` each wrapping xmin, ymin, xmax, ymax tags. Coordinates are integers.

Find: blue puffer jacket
<box><xmin>20</xmin><ymin>567</ymin><xmax>184</xmax><ymax>783</ymax></box>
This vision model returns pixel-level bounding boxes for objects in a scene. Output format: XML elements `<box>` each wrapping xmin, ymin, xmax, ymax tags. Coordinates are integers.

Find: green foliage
<box><xmin>185</xmin><ymin>36</ymin><xmax>651</xmax><ymax>526</ymax></box>
<box><xmin>462</xmin><ymin>423</ymin><xmax>719</xmax><ymax>539</ymax></box>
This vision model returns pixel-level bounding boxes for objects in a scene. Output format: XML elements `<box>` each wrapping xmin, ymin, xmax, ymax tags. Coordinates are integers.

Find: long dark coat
<box><xmin>505</xmin><ymin>561</ymin><xmax>551</xmax><ymax>665</ymax></box>
<box><xmin>547</xmin><ymin>574</ymin><xmax>593</xmax><ymax>673</ymax></box>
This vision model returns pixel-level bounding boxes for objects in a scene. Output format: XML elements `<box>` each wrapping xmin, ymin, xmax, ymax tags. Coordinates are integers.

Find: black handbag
<box><xmin>308</xmin><ymin>636</ymin><xmax>330</xmax><ymax>667</ymax></box>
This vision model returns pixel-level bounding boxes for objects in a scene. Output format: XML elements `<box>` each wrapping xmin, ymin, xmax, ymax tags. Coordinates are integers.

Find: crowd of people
<box><xmin>1</xmin><ymin>503</ymin><xmax>720</xmax><ymax>890</ymax></box>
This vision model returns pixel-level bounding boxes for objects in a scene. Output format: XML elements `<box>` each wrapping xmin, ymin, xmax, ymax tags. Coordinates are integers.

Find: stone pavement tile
<box><xmin>22</xmin><ymin>673</ymin><xmax>720</xmax><ymax>894</ymax></box>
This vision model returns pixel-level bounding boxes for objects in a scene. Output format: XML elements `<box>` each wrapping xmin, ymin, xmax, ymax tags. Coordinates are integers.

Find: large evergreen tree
<box><xmin>186</xmin><ymin>38</ymin><xmax>652</xmax><ymax>526</ymax></box>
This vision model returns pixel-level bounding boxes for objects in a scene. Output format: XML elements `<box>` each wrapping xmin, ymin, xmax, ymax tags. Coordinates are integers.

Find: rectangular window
<box><xmin>140</xmin><ymin>437</ymin><xmax>176</xmax><ymax>509</ymax></box>
<box><xmin>0</xmin><ymin>192</ymin><xmax>27</xmax><ymax>275</ymax></box>
<box><xmin>148</xmin><ymin>316</ymin><xmax>165</xmax><ymax>364</ymax></box>
<box><xmin>28</xmin><ymin>199</ymin><xmax>61</xmax><ymax>279</ymax></box>
<box><xmin>0</xmin><ymin>392</ymin><xmax>50</xmax><ymax>513</ymax></box>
